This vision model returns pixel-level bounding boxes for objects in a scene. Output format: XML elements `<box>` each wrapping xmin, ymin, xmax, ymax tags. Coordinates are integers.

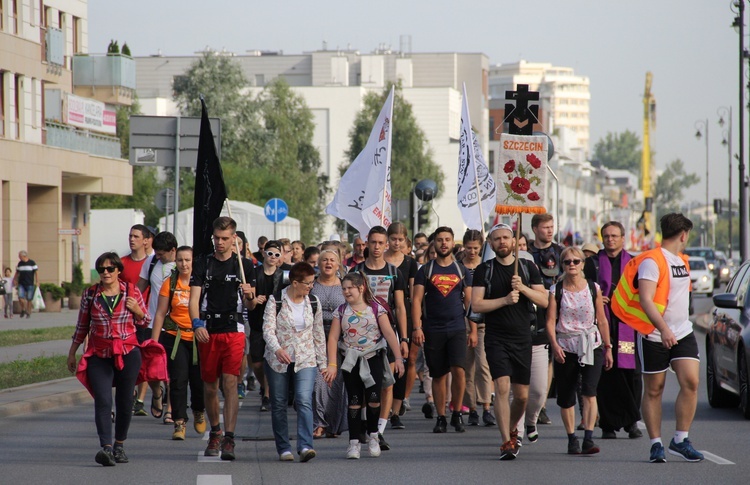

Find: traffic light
<box><xmin>417</xmin><ymin>206</ymin><xmax>429</xmax><ymax>232</ymax></box>
<box><xmin>714</xmin><ymin>198</ymin><xmax>723</xmax><ymax>215</ymax></box>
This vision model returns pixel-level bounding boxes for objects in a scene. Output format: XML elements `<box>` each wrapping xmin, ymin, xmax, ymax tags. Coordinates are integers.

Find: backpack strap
<box><xmin>555</xmin><ymin>283</ymin><xmax>564</xmax><ymax>324</ymax></box>
<box><xmin>146</xmin><ymin>255</ymin><xmax>158</xmax><ymax>283</ymax></box>
<box><xmin>167</xmin><ymin>268</ymin><xmax>179</xmax><ymax>316</ymax></box>
<box><xmin>483</xmin><ymin>260</ymin><xmax>494</xmax><ymax>298</ymax></box>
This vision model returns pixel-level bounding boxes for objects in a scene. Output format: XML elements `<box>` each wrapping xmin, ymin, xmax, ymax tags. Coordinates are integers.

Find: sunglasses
<box><xmin>97</xmin><ymin>266</ymin><xmax>117</xmax><ymax>274</ymax></box>
<box><xmin>265</xmin><ymin>250</ymin><xmax>281</xmax><ymax>258</ymax></box>
<box><xmin>562</xmin><ymin>259</ymin><xmax>583</xmax><ymax>266</ymax></box>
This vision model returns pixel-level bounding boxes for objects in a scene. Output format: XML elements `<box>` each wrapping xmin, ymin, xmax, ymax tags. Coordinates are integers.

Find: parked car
<box><xmin>684</xmin><ymin>247</ymin><xmax>720</xmax><ymax>287</ymax></box>
<box><xmin>689</xmin><ymin>257</ymin><xmax>714</xmax><ymax>296</ymax></box>
<box><xmin>715</xmin><ymin>251</ymin><xmax>731</xmax><ymax>284</ymax></box>
<box><xmin>706</xmin><ymin>260</ymin><xmax>750</xmax><ymax>419</ymax></box>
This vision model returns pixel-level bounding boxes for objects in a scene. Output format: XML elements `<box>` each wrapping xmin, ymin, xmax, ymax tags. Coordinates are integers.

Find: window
<box><xmin>10</xmin><ymin>0</ymin><xmax>18</xmax><ymax>34</ymax></box>
<box><xmin>31</xmin><ymin>78</ymin><xmax>37</xmax><ymax>128</ymax></box>
<box><xmin>72</xmin><ymin>16</ymin><xmax>80</xmax><ymax>53</ymax></box>
<box><xmin>0</xmin><ymin>0</ymin><xmax>4</xmax><ymax>31</ymax></box>
<box><xmin>0</xmin><ymin>73</ymin><xmax>5</xmax><ymax>137</ymax></box>
<box><xmin>14</xmin><ymin>74</ymin><xmax>21</xmax><ymax>139</ymax></box>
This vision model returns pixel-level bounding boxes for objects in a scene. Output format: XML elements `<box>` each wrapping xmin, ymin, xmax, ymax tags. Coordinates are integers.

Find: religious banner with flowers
<box><xmin>495</xmin><ymin>133</ymin><xmax>548</xmax><ymax>215</ymax></box>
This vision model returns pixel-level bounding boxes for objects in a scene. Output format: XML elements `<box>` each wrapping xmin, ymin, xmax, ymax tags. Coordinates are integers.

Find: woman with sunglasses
<box><xmin>67</xmin><ymin>252</ymin><xmax>157</xmax><ymax>466</ymax></box>
<box><xmin>546</xmin><ymin>247</ymin><xmax>613</xmax><ymax>456</ymax></box>
<box><xmin>263</xmin><ymin>262</ymin><xmax>326</xmax><ymax>462</ymax></box>
<box><xmin>310</xmin><ymin>249</ymin><xmax>348</xmax><ymax>438</ymax></box>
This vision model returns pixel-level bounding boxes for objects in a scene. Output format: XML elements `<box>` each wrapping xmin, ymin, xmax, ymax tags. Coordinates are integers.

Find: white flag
<box><xmin>457</xmin><ymin>83</ymin><xmax>496</xmax><ymax>231</ymax></box>
<box><xmin>326</xmin><ymin>87</ymin><xmax>394</xmax><ymax>237</ymax></box>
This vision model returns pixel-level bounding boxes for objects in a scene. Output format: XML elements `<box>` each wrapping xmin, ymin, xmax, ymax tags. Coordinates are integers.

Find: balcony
<box><xmin>72</xmin><ymin>54</ymin><xmax>136</xmax><ymax>106</ymax></box>
<box><xmin>45</xmin><ymin>121</ymin><xmax>122</xmax><ymax>159</ymax></box>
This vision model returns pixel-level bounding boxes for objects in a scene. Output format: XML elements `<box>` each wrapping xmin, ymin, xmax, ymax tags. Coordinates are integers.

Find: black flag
<box><xmin>193</xmin><ymin>98</ymin><xmax>227</xmax><ymax>259</ymax></box>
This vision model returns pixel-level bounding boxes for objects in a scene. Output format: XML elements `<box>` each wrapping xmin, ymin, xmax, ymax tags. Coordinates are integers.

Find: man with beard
<box><xmin>344</xmin><ymin>235</ymin><xmax>366</xmax><ymax>269</ymax></box>
<box><xmin>471</xmin><ymin>224</ymin><xmax>547</xmax><ymax>460</ymax></box>
<box><xmin>583</xmin><ymin>221</ymin><xmax>642</xmax><ymax>440</ymax></box>
<box><xmin>412</xmin><ymin>227</ymin><xmax>477</xmax><ymax>434</ymax></box>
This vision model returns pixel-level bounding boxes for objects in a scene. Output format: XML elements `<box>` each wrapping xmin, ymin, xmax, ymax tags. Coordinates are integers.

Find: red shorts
<box><xmin>198</xmin><ymin>332</ymin><xmax>245</xmax><ymax>382</ymax></box>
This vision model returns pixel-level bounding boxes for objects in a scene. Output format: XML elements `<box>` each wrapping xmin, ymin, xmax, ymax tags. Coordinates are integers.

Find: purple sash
<box><xmin>598</xmin><ymin>250</ymin><xmax>635</xmax><ymax>369</ymax></box>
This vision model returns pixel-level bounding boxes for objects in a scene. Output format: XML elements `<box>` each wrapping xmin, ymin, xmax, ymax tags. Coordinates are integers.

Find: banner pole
<box><xmin>224</xmin><ymin>199</ymin><xmax>246</xmax><ymax>285</ymax></box>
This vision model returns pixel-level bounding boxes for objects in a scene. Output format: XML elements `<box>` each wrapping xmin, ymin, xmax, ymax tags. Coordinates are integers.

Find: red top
<box><xmin>121</xmin><ymin>254</ymin><xmax>149</xmax><ymax>287</ymax></box>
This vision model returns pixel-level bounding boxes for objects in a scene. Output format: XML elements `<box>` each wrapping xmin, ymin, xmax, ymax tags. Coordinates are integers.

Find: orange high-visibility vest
<box><xmin>611</xmin><ymin>248</ymin><xmax>690</xmax><ymax>335</ymax></box>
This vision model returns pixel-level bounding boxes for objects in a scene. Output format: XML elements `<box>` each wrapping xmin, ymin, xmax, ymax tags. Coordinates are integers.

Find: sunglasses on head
<box><xmin>97</xmin><ymin>266</ymin><xmax>117</xmax><ymax>274</ymax></box>
<box><xmin>562</xmin><ymin>259</ymin><xmax>582</xmax><ymax>266</ymax></box>
<box><xmin>265</xmin><ymin>250</ymin><xmax>281</xmax><ymax>258</ymax></box>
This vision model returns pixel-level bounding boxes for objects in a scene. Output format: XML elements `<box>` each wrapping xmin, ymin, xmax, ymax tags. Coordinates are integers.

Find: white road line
<box><xmin>701</xmin><ymin>451</ymin><xmax>735</xmax><ymax>465</ymax></box>
<box><xmin>197</xmin><ymin>475</ymin><xmax>232</xmax><ymax>484</ymax></box>
<box><xmin>196</xmin><ymin>451</ymin><xmax>229</xmax><ymax>463</ymax></box>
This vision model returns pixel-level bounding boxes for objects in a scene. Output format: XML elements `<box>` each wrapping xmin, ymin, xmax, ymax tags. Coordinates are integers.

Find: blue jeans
<box><xmin>264</xmin><ymin>361</ymin><xmax>316</xmax><ymax>455</ymax></box>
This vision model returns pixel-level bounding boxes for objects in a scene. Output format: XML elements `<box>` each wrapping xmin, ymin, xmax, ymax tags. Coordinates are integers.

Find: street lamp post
<box><xmin>695</xmin><ymin>119</ymin><xmax>709</xmax><ymax>247</ymax></box>
<box><xmin>718</xmin><ymin>106</ymin><xmax>733</xmax><ymax>258</ymax></box>
<box><xmin>732</xmin><ymin>1</ymin><xmax>748</xmax><ymax>261</ymax></box>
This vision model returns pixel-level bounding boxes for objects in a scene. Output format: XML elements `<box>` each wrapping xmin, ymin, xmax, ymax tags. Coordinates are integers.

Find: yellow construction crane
<box><xmin>641</xmin><ymin>71</ymin><xmax>656</xmax><ymax>242</ymax></box>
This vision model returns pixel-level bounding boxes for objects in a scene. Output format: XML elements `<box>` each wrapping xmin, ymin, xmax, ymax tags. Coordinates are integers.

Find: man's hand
<box><xmin>601</xmin><ymin>296</ymin><xmax>610</xmax><ymax>305</ymax></box>
<box><xmin>467</xmin><ymin>330</ymin><xmax>478</xmax><ymax>348</ymax></box>
<box><xmin>412</xmin><ymin>328</ymin><xmax>425</xmax><ymax>346</ymax></box>
<box><xmin>660</xmin><ymin>327</ymin><xmax>678</xmax><ymax>349</ymax></box>
<box><xmin>254</xmin><ymin>295</ymin><xmax>267</xmax><ymax>305</ymax></box>
<box><xmin>505</xmin><ymin>290</ymin><xmax>520</xmax><ymax>306</ymax></box>
<box><xmin>194</xmin><ymin>327</ymin><xmax>209</xmax><ymax>343</ymax></box>
<box><xmin>393</xmin><ymin>359</ymin><xmax>405</xmax><ymax>378</ymax></box>
<box><xmin>400</xmin><ymin>341</ymin><xmax>409</xmax><ymax>359</ymax></box>
<box><xmin>510</xmin><ymin>275</ymin><xmax>525</xmax><ymax>292</ymax></box>
<box><xmin>241</xmin><ymin>283</ymin><xmax>255</xmax><ymax>300</ymax></box>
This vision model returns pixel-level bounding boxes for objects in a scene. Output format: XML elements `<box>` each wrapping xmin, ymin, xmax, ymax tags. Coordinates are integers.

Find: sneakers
<box><xmin>299</xmin><ymin>448</ymin><xmax>316</xmax><ymax>462</ymax></box>
<box><xmin>247</xmin><ymin>375</ymin><xmax>256</xmax><ymax>391</ymax></box>
<box><xmin>510</xmin><ymin>428</ymin><xmax>520</xmax><ymax>453</ymax></box>
<box><xmin>450</xmin><ymin>412</ymin><xmax>466</xmax><ymax>432</ymax></box>
<box><xmin>193</xmin><ymin>411</ymin><xmax>206</xmax><ymax>434</ymax></box>
<box><xmin>568</xmin><ymin>437</ymin><xmax>582</xmax><ymax>455</ymax></box>
<box><xmin>625</xmin><ymin>423</ymin><xmax>643</xmax><ymax>439</ymax></box>
<box><xmin>581</xmin><ymin>438</ymin><xmax>600</xmax><ymax>455</ymax></box>
<box><xmin>433</xmin><ymin>415</ymin><xmax>448</xmax><ymax>433</ymax></box>
<box><xmin>482</xmin><ymin>409</ymin><xmax>496</xmax><ymax>427</ymax></box>
<box><xmin>220</xmin><ymin>436</ymin><xmax>236</xmax><ymax>461</ymax></box>
<box><xmin>402</xmin><ymin>398</ymin><xmax>411</xmax><ymax>411</ymax></box>
<box><xmin>537</xmin><ymin>407</ymin><xmax>552</xmax><ymax>425</ymax></box>
<box><xmin>112</xmin><ymin>446</ymin><xmax>128</xmax><ymax>463</ymax></box>
<box><xmin>377</xmin><ymin>432</ymin><xmax>390</xmax><ymax>451</ymax></box>
<box><xmin>499</xmin><ymin>440</ymin><xmax>517</xmax><ymax>460</ymax></box>
<box><xmin>172</xmin><ymin>422</ymin><xmax>186</xmax><ymax>440</ymax></box>
<box><xmin>649</xmin><ymin>442</ymin><xmax>667</xmax><ymax>463</ymax></box>
<box><xmin>668</xmin><ymin>438</ymin><xmax>704</xmax><ymax>462</ymax></box>
<box><xmin>390</xmin><ymin>414</ymin><xmax>405</xmax><ymax>429</ymax></box>
<box><xmin>468</xmin><ymin>410</ymin><xmax>480</xmax><ymax>426</ymax></box>
<box><xmin>279</xmin><ymin>451</ymin><xmax>294</xmax><ymax>461</ymax></box>
<box><xmin>237</xmin><ymin>383</ymin><xmax>246</xmax><ymax>399</ymax></box>
<box><xmin>368</xmin><ymin>433</ymin><xmax>381</xmax><ymax>457</ymax></box>
<box><xmin>526</xmin><ymin>425</ymin><xmax>539</xmax><ymax>443</ymax></box>
<box><xmin>95</xmin><ymin>447</ymin><xmax>116</xmax><ymax>466</ymax></box>
<box><xmin>260</xmin><ymin>396</ymin><xmax>270</xmax><ymax>412</ymax></box>
<box><xmin>602</xmin><ymin>430</ymin><xmax>617</xmax><ymax>439</ymax></box>
<box><xmin>422</xmin><ymin>401</ymin><xmax>435</xmax><ymax>419</ymax></box>
<box><xmin>132</xmin><ymin>399</ymin><xmax>147</xmax><ymax>416</ymax></box>
<box><xmin>347</xmin><ymin>440</ymin><xmax>361</xmax><ymax>459</ymax></box>
<box><xmin>205</xmin><ymin>431</ymin><xmax>222</xmax><ymax>457</ymax></box>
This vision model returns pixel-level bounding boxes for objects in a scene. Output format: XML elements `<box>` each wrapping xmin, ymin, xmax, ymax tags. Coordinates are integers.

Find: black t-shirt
<box><xmin>355</xmin><ymin>261</ymin><xmax>406</xmax><ymax>309</ymax></box>
<box><xmin>472</xmin><ymin>258</ymin><xmax>542</xmax><ymax>344</ymax></box>
<box><xmin>16</xmin><ymin>259</ymin><xmax>38</xmax><ymax>286</ymax></box>
<box><xmin>190</xmin><ymin>255</ymin><xmax>255</xmax><ymax>329</ymax></box>
<box><xmin>397</xmin><ymin>256</ymin><xmax>418</xmax><ymax>292</ymax></box>
<box><xmin>248</xmin><ymin>265</ymin><xmax>289</xmax><ymax>330</ymax></box>
<box><xmin>415</xmin><ymin>261</ymin><xmax>472</xmax><ymax>333</ymax></box>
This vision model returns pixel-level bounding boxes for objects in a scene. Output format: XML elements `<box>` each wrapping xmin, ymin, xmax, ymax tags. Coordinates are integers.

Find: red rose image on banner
<box><xmin>510</xmin><ymin>177</ymin><xmax>531</xmax><ymax>194</ymax></box>
<box><xmin>526</xmin><ymin>153</ymin><xmax>542</xmax><ymax>169</ymax></box>
<box><xmin>504</xmin><ymin>160</ymin><xmax>516</xmax><ymax>173</ymax></box>
<box><xmin>528</xmin><ymin>192</ymin><xmax>540</xmax><ymax>201</ymax></box>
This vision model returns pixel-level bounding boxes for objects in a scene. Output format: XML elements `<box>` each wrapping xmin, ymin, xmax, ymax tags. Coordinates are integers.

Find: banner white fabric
<box><xmin>326</xmin><ymin>87</ymin><xmax>394</xmax><ymax>237</ymax></box>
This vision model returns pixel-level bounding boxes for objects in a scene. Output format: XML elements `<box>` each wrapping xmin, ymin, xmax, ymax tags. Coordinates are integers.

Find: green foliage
<box><xmin>653</xmin><ymin>159</ymin><xmax>700</xmax><ymax>221</ymax></box>
<box><xmin>39</xmin><ymin>283</ymin><xmax>65</xmax><ymax>301</ymax></box>
<box><xmin>0</xmin><ymin>327</ymin><xmax>76</xmax><ymax>347</ymax></box>
<box><xmin>62</xmin><ymin>262</ymin><xmax>86</xmax><ymax>296</ymax></box>
<box><xmin>121</xmin><ymin>42</ymin><xmax>131</xmax><ymax>57</ymax></box>
<box><xmin>342</xmin><ymin>82</ymin><xmax>444</xmax><ymax>231</ymax></box>
<box><xmin>107</xmin><ymin>40</ymin><xmax>119</xmax><ymax>55</ymax></box>
<box><xmin>0</xmin><ymin>355</ymin><xmax>71</xmax><ymax>390</ymax></box>
<box><xmin>593</xmin><ymin>130</ymin><xmax>642</xmax><ymax>174</ymax></box>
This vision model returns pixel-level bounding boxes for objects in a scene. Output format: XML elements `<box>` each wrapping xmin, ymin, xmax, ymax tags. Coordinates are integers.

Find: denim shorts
<box><xmin>17</xmin><ymin>285</ymin><xmax>35</xmax><ymax>300</ymax></box>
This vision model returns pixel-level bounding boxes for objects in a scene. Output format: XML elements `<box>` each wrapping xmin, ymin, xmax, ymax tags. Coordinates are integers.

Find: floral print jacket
<box><xmin>263</xmin><ymin>288</ymin><xmax>326</xmax><ymax>373</ymax></box>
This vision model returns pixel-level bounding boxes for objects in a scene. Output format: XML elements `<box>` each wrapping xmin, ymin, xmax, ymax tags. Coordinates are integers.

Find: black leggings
<box><xmin>343</xmin><ymin>354</ymin><xmax>384</xmax><ymax>440</ymax></box>
<box><xmin>160</xmin><ymin>332</ymin><xmax>204</xmax><ymax>422</ymax></box>
<box><xmin>87</xmin><ymin>348</ymin><xmax>142</xmax><ymax>447</ymax></box>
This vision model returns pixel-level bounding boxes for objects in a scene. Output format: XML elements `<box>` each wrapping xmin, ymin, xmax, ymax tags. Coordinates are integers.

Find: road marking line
<box><xmin>196</xmin><ymin>452</ymin><xmax>229</xmax><ymax>463</ymax></box>
<box><xmin>701</xmin><ymin>451</ymin><xmax>735</xmax><ymax>465</ymax></box>
<box><xmin>197</xmin><ymin>475</ymin><xmax>232</xmax><ymax>484</ymax></box>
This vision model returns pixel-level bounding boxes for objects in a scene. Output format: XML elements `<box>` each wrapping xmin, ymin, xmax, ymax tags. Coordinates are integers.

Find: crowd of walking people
<box><xmin>69</xmin><ymin>211</ymin><xmax>705</xmax><ymax>465</ymax></box>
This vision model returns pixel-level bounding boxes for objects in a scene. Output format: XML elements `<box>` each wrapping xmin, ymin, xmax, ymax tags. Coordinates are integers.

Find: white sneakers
<box><xmin>279</xmin><ymin>451</ymin><xmax>294</xmax><ymax>461</ymax></box>
<box><xmin>367</xmin><ymin>433</ymin><xmax>381</xmax><ymax>457</ymax></box>
<box><xmin>347</xmin><ymin>440</ymin><xmax>361</xmax><ymax>459</ymax></box>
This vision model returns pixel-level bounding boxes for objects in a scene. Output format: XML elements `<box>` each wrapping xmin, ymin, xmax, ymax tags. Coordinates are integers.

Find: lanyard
<box><xmin>103</xmin><ymin>293</ymin><xmax>122</xmax><ymax>316</ymax></box>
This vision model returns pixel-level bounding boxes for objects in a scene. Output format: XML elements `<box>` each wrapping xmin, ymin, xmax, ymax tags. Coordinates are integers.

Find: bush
<box><xmin>62</xmin><ymin>262</ymin><xmax>86</xmax><ymax>296</ymax></box>
<box><xmin>39</xmin><ymin>283</ymin><xmax>65</xmax><ymax>301</ymax></box>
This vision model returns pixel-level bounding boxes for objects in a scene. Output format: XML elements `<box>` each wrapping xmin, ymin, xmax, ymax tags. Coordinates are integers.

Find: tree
<box><xmin>341</xmin><ymin>82</ymin><xmax>444</xmax><ymax>231</ymax></box>
<box><xmin>653</xmin><ymin>159</ymin><xmax>700</xmax><ymax>222</ymax></box>
<box><xmin>593</xmin><ymin>130</ymin><xmax>642</xmax><ymax>174</ymax></box>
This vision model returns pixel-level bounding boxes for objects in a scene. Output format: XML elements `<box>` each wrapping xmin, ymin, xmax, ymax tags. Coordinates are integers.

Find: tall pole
<box><xmin>705</xmin><ymin>119</ymin><xmax>710</xmax><ymax>245</ymax></box>
<box><xmin>695</xmin><ymin>119</ymin><xmax>709</xmax><ymax>246</ymax></box>
<box><xmin>719</xmin><ymin>106</ymin><xmax>733</xmax><ymax>258</ymax></box>
<box><xmin>173</xmin><ymin>116</ymin><xmax>181</xmax><ymax>237</ymax></box>
<box><xmin>738</xmin><ymin>1</ymin><xmax>748</xmax><ymax>260</ymax></box>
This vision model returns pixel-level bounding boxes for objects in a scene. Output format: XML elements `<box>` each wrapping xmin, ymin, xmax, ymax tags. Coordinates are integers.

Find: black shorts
<box><xmin>638</xmin><ymin>331</ymin><xmax>700</xmax><ymax>374</ymax></box>
<box><xmin>248</xmin><ymin>328</ymin><xmax>266</xmax><ymax>364</ymax></box>
<box><xmin>423</xmin><ymin>330</ymin><xmax>467</xmax><ymax>378</ymax></box>
<box><xmin>554</xmin><ymin>347</ymin><xmax>604</xmax><ymax>408</ymax></box>
<box><xmin>484</xmin><ymin>338</ymin><xmax>532</xmax><ymax>385</ymax></box>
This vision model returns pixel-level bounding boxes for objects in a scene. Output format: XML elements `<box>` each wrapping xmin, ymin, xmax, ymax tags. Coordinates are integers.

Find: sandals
<box><xmin>163</xmin><ymin>411</ymin><xmax>174</xmax><ymax>425</ymax></box>
<box><xmin>313</xmin><ymin>427</ymin><xmax>326</xmax><ymax>439</ymax></box>
<box><xmin>150</xmin><ymin>385</ymin><xmax>164</xmax><ymax>419</ymax></box>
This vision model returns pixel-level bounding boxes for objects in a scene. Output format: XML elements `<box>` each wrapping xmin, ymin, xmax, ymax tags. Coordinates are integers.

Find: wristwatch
<box><xmin>400</xmin><ymin>337</ymin><xmax>410</xmax><ymax>344</ymax></box>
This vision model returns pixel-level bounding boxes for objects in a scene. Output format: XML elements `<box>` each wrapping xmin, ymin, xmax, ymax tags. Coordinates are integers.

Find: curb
<box><xmin>0</xmin><ymin>377</ymin><xmax>91</xmax><ymax>419</ymax></box>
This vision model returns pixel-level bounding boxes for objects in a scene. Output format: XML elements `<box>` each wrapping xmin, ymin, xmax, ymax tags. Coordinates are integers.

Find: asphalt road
<box><xmin>0</xmin><ymin>319</ymin><xmax>747</xmax><ymax>484</ymax></box>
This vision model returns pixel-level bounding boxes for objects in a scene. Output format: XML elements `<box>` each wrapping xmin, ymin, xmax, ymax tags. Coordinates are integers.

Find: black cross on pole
<box><xmin>504</xmin><ymin>84</ymin><xmax>540</xmax><ymax>135</ymax></box>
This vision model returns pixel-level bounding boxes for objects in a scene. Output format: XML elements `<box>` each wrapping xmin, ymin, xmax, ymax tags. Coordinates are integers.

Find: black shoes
<box><xmin>581</xmin><ymin>439</ymin><xmax>600</xmax><ymax>455</ymax></box>
<box><xmin>482</xmin><ymin>409</ymin><xmax>496</xmax><ymax>427</ymax></box>
<box><xmin>468</xmin><ymin>410</ymin><xmax>480</xmax><ymax>426</ymax></box>
<box><xmin>378</xmin><ymin>432</ymin><xmax>390</xmax><ymax>451</ymax></box>
<box><xmin>422</xmin><ymin>401</ymin><xmax>435</xmax><ymax>419</ymax></box>
<box><xmin>433</xmin><ymin>415</ymin><xmax>448</xmax><ymax>433</ymax></box>
<box><xmin>602</xmin><ymin>430</ymin><xmax>617</xmax><ymax>439</ymax></box>
<box><xmin>113</xmin><ymin>446</ymin><xmax>128</xmax><ymax>463</ymax></box>
<box><xmin>95</xmin><ymin>447</ymin><xmax>116</xmax><ymax>466</ymax></box>
<box><xmin>450</xmin><ymin>412</ymin><xmax>466</xmax><ymax>432</ymax></box>
<box><xmin>390</xmin><ymin>414</ymin><xmax>405</xmax><ymax>429</ymax></box>
<box><xmin>625</xmin><ymin>423</ymin><xmax>643</xmax><ymax>439</ymax></box>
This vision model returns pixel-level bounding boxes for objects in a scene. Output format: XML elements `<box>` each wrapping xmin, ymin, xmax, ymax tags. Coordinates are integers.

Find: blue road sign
<box><xmin>264</xmin><ymin>198</ymin><xmax>289</xmax><ymax>224</ymax></box>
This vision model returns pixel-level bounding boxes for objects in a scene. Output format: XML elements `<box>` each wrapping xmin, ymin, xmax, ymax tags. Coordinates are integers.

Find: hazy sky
<box><xmin>89</xmin><ymin>0</ymin><xmax>741</xmax><ymax>206</ymax></box>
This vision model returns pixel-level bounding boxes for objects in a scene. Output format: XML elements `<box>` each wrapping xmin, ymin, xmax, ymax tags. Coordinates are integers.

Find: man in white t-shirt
<box><xmin>637</xmin><ymin>213</ymin><xmax>703</xmax><ymax>464</ymax></box>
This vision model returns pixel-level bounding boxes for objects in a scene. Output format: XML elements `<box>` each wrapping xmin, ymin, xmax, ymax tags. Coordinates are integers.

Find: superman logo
<box><xmin>430</xmin><ymin>274</ymin><xmax>461</xmax><ymax>297</ymax></box>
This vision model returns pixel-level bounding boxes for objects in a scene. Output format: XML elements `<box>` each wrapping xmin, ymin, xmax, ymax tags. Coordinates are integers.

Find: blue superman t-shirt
<box><xmin>415</xmin><ymin>261</ymin><xmax>472</xmax><ymax>333</ymax></box>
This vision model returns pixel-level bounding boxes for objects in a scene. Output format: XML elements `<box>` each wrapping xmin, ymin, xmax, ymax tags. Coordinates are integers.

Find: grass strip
<box><xmin>0</xmin><ymin>326</ymin><xmax>75</xmax><ymax>347</ymax></box>
<box><xmin>0</xmin><ymin>355</ymin><xmax>72</xmax><ymax>390</ymax></box>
